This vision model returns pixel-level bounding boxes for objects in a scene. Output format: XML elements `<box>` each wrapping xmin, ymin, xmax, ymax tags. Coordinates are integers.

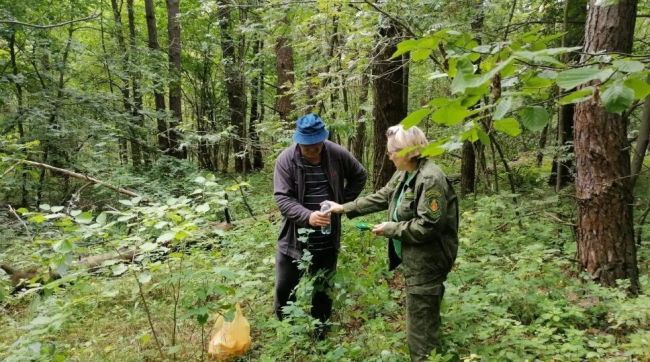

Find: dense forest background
<box><xmin>1</xmin><ymin>0</ymin><xmax>649</xmax><ymax>360</ymax></box>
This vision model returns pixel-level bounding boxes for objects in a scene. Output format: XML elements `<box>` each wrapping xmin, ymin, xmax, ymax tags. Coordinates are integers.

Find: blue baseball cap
<box><xmin>293</xmin><ymin>113</ymin><xmax>329</xmax><ymax>145</ymax></box>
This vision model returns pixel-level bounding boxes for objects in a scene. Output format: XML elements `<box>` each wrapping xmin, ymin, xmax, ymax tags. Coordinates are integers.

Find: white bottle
<box><xmin>320</xmin><ymin>202</ymin><xmax>332</xmax><ymax>235</ymax></box>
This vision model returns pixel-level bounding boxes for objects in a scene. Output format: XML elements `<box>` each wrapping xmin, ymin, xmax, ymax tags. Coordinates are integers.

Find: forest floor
<box><xmin>1</xmin><ymin>162</ymin><xmax>649</xmax><ymax>361</ymax></box>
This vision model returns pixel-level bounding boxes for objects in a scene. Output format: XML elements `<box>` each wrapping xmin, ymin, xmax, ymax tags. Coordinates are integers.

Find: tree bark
<box><xmin>166</xmin><ymin>0</ymin><xmax>185</xmax><ymax>158</ymax></box>
<box><xmin>127</xmin><ymin>0</ymin><xmax>147</xmax><ymax>167</ymax></box>
<box><xmin>371</xmin><ymin>16</ymin><xmax>407</xmax><ymax>190</ymax></box>
<box><xmin>574</xmin><ymin>0</ymin><xmax>639</xmax><ymax>294</ymax></box>
<box><xmin>144</xmin><ymin>0</ymin><xmax>170</xmax><ymax>154</ymax></box>
<box><xmin>250</xmin><ymin>40</ymin><xmax>264</xmax><ymax>170</ymax></box>
<box><xmin>352</xmin><ymin>74</ymin><xmax>370</xmax><ymax>163</ymax></box>
<box><xmin>630</xmin><ymin>80</ymin><xmax>650</xmax><ymax>189</ymax></box>
<box><xmin>275</xmin><ymin>16</ymin><xmax>295</xmax><ymax>126</ymax></box>
<box><xmin>218</xmin><ymin>0</ymin><xmax>249</xmax><ymax>173</ymax></box>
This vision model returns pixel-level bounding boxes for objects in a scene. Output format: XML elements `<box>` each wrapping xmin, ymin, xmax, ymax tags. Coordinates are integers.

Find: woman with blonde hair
<box><xmin>326</xmin><ymin>125</ymin><xmax>459</xmax><ymax>361</ymax></box>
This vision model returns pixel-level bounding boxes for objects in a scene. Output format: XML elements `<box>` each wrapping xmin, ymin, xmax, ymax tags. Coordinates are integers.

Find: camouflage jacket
<box><xmin>343</xmin><ymin>158</ymin><xmax>458</xmax><ymax>286</ymax></box>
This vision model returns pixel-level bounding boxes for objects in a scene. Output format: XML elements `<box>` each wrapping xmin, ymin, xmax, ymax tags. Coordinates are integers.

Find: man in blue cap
<box><xmin>273</xmin><ymin>113</ymin><xmax>367</xmax><ymax>338</ymax></box>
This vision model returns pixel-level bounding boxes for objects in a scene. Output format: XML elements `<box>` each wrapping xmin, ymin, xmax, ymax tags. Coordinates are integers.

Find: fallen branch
<box><xmin>8</xmin><ymin>204</ymin><xmax>33</xmax><ymax>240</ymax></box>
<box><xmin>0</xmin><ymin>12</ymin><xmax>99</xmax><ymax>29</ymax></box>
<box><xmin>17</xmin><ymin>159</ymin><xmax>140</xmax><ymax>198</ymax></box>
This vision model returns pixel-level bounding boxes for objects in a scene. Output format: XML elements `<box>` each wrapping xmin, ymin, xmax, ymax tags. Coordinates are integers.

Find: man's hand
<box><xmin>372</xmin><ymin>222</ymin><xmax>388</xmax><ymax>236</ymax></box>
<box><xmin>309</xmin><ymin>211</ymin><xmax>331</xmax><ymax>227</ymax></box>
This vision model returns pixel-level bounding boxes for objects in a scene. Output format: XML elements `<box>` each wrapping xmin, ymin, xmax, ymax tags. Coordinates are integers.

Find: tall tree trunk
<box><xmin>549</xmin><ymin>0</ymin><xmax>587</xmax><ymax>189</ymax></box>
<box><xmin>127</xmin><ymin>0</ymin><xmax>147</xmax><ymax>167</ymax></box>
<box><xmin>371</xmin><ymin>16</ymin><xmax>407</xmax><ymax>190</ymax></box>
<box><xmin>218</xmin><ymin>0</ymin><xmax>249</xmax><ymax>173</ymax></box>
<box><xmin>111</xmin><ymin>0</ymin><xmax>141</xmax><ymax>168</ymax></box>
<box><xmin>144</xmin><ymin>0</ymin><xmax>170</xmax><ymax>154</ymax></box>
<box><xmin>630</xmin><ymin>79</ymin><xmax>650</xmax><ymax>189</ymax></box>
<box><xmin>460</xmin><ymin>0</ymin><xmax>485</xmax><ymax>196</ymax></box>
<box><xmin>352</xmin><ymin>74</ymin><xmax>370</xmax><ymax>163</ymax></box>
<box><xmin>574</xmin><ymin>0</ymin><xmax>639</xmax><ymax>294</ymax></box>
<box><xmin>166</xmin><ymin>0</ymin><xmax>185</xmax><ymax>159</ymax></box>
<box><xmin>275</xmin><ymin>16</ymin><xmax>295</xmax><ymax>126</ymax></box>
<box><xmin>249</xmin><ymin>40</ymin><xmax>264</xmax><ymax>170</ymax></box>
<box><xmin>8</xmin><ymin>31</ymin><xmax>28</xmax><ymax>206</ymax></box>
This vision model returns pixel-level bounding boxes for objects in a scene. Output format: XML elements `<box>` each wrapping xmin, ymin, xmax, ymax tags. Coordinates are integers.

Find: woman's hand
<box><xmin>325</xmin><ymin>201</ymin><xmax>345</xmax><ymax>214</ymax></box>
<box><xmin>371</xmin><ymin>222</ymin><xmax>388</xmax><ymax>236</ymax></box>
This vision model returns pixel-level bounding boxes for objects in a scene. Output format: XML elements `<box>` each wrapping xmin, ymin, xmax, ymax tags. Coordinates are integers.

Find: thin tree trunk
<box><xmin>275</xmin><ymin>16</ymin><xmax>295</xmax><ymax>126</ymax></box>
<box><xmin>352</xmin><ymin>74</ymin><xmax>370</xmax><ymax>162</ymax></box>
<box><xmin>550</xmin><ymin>0</ymin><xmax>587</xmax><ymax>189</ymax></box>
<box><xmin>630</xmin><ymin>81</ymin><xmax>650</xmax><ymax>189</ymax></box>
<box><xmin>574</xmin><ymin>0</ymin><xmax>639</xmax><ymax>294</ymax></box>
<box><xmin>250</xmin><ymin>40</ymin><xmax>264</xmax><ymax>170</ymax></box>
<box><xmin>166</xmin><ymin>0</ymin><xmax>185</xmax><ymax>158</ymax></box>
<box><xmin>8</xmin><ymin>32</ymin><xmax>28</xmax><ymax>206</ymax></box>
<box><xmin>218</xmin><ymin>0</ymin><xmax>248</xmax><ymax>173</ymax></box>
<box><xmin>127</xmin><ymin>0</ymin><xmax>146</xmax><ymax>167</ymax></box>
<box><xmin>144</xmin><ymin>0</ymin><xmax>170</xmax><ymax>154</ymax></box>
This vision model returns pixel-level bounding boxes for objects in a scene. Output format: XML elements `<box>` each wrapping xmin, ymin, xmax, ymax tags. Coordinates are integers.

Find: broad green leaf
<box><xmin>624</xmin><ymin>76</ymin><xmax>650</xmax><ymax>100</ymax></box>
<box><xmin>558</xmin><ymin>87</ymin><xmax>594</xmax><ymax>105</ymax></box>
<box><xmin>39</xmin><ymin>204</ymin><xmax>51</xmax><ymax>211</ymax></box>
<box><xmin>601</xmin><ymin>82</ymin><xmax>635</xmax><ymax>114</ymax></box>
<box><xmin>493</xmin><ymin>97</ymin><xmax>513</xmax><ymax>120</ymax></box>
<box><xmin>519</xmin><ymin>106</ymin><xmax>550</xmax><ymax>131</ymax></box>
<box><xmin>75</xmin><ymin>211</ymin><xmax>93</xmax><ymax>224</ymax></box>
<box><xmin>556</xmin><ymin>66</ymin><xmax>614</xmax><ymax>90</ymax></box>
<box><xmin>461</xmin><ymin>127</ymin><xmax>480</xmax><ymax>142</ymax></box>
<box><xmin>140</xmin><ymin>242</ymin><xmax>158</xmax><ymax>252</ymax></box>
<box><xmin>16</xmin><ymin>207</ymin><xmax>28</xmax><ymax>214</ymax></box>
<box><xmin>613</xmin><ymin>59</ymin><xmax>644</xmax><ymax>73</ymax></box>
<box><xmin>96</xmin><ymin>212</ymin><xmax>107</xmax><ymax>225</ymax></box>
<box><xmin>53</xmin><ymin>239</ymin><xmax>74</xmax><ymax>253</ymax></box>
<box><xmin>70</xmin><ymin>210</ymin><xmax>82</xmax><ymax>217</ymax></box>
<box><xmin>118</xmin><ymin>199</ymin><xmax>132</xmax><ymax>206</ymax></box>
<box><xmin>523</xmin><ymin>77</ymin><xmax>553</xmax><ymax>89</ymax></box>
<box><xmin>157</xmin><ymin>232</ymin><xmax>175</xmax><ymax>243</ymax></box>
<box><xmin>51</xmin><ymin>206</ymin><xmax>64</xmax><ymax>213</ymax></box>
<box><xmin>112</xmin><ymin>263</ymin><xmax>128</xmax><ymax>276</ymax></box>
<box><xmin>28</xmin><ymin>213</ymin><xmax>46</xmax><ymax>224</ymax></box>
<box><xmin>431</xmin><ymin>103</ymin><xmax>472</xmax><ymax>126</ymax></box>
<box><xmin>195</xmin><ymin>203</ymin><xmax>210</xmax><ymax>213</ymax></box>
<box><xmin>411</xmin><ymin>48</ymin><xmax>432</xmax><ymax>61</ymax></box>
<box><xmin>401</xmin><ymin>108</ymin><xmax>431</xmax><ymax>128</ymax></box>
<box><xmin>493</xmin><ymin>118</ymin><xmax>522</xmax><ymax>137</ymax></box>
<box><xmin>138</xmin><ymin>272</ymin><xmax>152</xmax><ymax>284</ymax></box>
<box><xmin>477</xmin><ymin>127</ymin><xmax>490</xmax><ymax>145</ymax></box>
<box><xmin>420</xmin><ymin>142</ymin><xmax>446</xmax><ymax>157</ymax></box>
<box><xmin>194</xmin><ymin>176</ymin><xmax>206</xmax><ymax>184</ymax></box>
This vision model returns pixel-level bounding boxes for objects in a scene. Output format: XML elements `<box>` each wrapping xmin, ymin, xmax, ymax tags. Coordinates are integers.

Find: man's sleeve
<box><xmin>382</xmin><ymin>175</ymin><xmax>448</xmax><ymax>244</ymax></box>
<box><xmin>273</xmin><ymin>155</ymin><xmax>312</xmax><ymax>227</ymax></box>
<box><xmin>342</xmin><ymin>150</ymin><xmax>367</xmax><ymax>202</ymax></box>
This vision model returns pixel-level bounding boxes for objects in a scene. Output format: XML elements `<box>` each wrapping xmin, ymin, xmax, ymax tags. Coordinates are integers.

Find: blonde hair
<box><xmin>386</xmin><ymin>125</ymin><xmax>428</xmax><ymax>157</ymax></box>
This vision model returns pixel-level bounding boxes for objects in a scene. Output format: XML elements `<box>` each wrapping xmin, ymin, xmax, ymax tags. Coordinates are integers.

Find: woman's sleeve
<box><xmin>342</xmin><ymin>172</ymin><xmax>400</xmax><ymax>218</ymax></box>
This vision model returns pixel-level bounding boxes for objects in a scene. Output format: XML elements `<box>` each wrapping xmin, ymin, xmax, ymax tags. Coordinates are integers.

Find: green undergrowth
<box><xmin>1</xmin><ymin>169</ymin><xmax>649</xmax><ymax>361</ymax></box>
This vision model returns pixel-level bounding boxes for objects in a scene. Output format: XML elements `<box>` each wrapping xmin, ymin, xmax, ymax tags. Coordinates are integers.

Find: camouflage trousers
<box><xmin>406</xmin><ymin>283</ymin><xmax>445</xmax><ymax>362</ymax></box>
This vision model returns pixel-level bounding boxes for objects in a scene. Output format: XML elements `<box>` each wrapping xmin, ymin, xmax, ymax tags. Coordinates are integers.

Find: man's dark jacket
<box><xmin>273</xmin><ymin>141</ymin><xmax>367</xmax><ymax>259</ymax></box>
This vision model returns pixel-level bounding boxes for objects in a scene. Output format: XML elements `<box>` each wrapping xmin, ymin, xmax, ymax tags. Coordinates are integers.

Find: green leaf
<box><xmin>558</xmin><ymin>87</ymin><xmax>594</xmax><ymax>105</ymax></box>
<box><xmin>624</xmin><ymin>76</ymin><xmax>650</xmax><ymax>100</ymax></box>
<box><xmin>195</xmin><ymin>203</ymin><xmax>210</xmax><ymax>213</ymax></box>
<box><xmin>157</xmin><ymin>232</ymin><xmax>175</xmax><ymax>243</ymax></box>
<box><xmin>138</xmin><ymin>272</ymin><xmax>152</xmax><ymax>284</ymax></box>
<box><xmin>28</xmin><ymin>213</ymin><xmax>46</xmax><ymax>224</ymax></box>
<box><xmin>411</xmin><ymin>48</ymin><xmax>432</xmax><ymax>61</ymax></box>
<box><xmin>556</xmin><ymin>66</ymin><xmax>614</xmax><ymax>90</ymax></box>
<box><xmin>477</xmin><ymin>127</ymin><xmax>490</xmax><ymax>145</ymax></box>
<box><xmin>601</xmin><ymin>82</ymin><xmax>635</xmax><ymax>114</ymax></box>
<box><xmin>519</xmin><ymin>106</ymin><xmax>550</xmax><ymax>131</ymax></box>
<box><xmin>16</xmin><ymin>207</ymin><xmax>28</xmax><ymax>214</ymax></box>
<box><xmin>112</xmin><ymin>263</ymin><xmax>128</xmax><ymax>276</ymax></box>
<box><xmin>140</xmin><ymin>242</ymin><xmax>158</xmax><ymax>252</ymax></box>
<box><xmin>401</xmin><ymin>108</ymin><xmax>431</xmax><ymax>128</ymax></box>
<box><xmin>39</xmin><ymin>204</ymin><xmax>51</xmax><ymax>211</ymax></box>
<box><xmin>51</xmin><ymin>206</ymin><xmax>64</xmax><ymax>213</ymax></box>
<box><xmin>75</xmin><ymin>211</ymin><xmax>93</xmax><ymax>224</ymax></box>
<box><xmin>613</xmin><ymin>59</ymin><xmax>644</xmax><ymax>73</ymax></box>
<box><xmin>431</xmin><ymin>103</ymin><xmax>472</xmax><ymax>126</ymax></box>
<box><xmin>493</xmin><ymin>118</ymin><xmax>522</xmax><ymax>137</ymax></box>
<box><xmin>118</xmin><ymin>199</ymin><xmax>132</xmax><ymax>206</ymax></box>
<box><xmin>53</xmin><ymin>239</ymin><xmax>74</xmax><ymax>253</ymax></box>
<box><xmin>493</xmin><ymin>97</ymin><xmax>513</xmax><ymax>120</ymax></box>
<box><xmin>96</xmin><ymin>212</ymin><xmax>108</xmax><ymax>225</ymax></box>
<box><xmin>461</xmin><ymin>127</ymin><xmax>479</xmax><ymax>142</ymax></box>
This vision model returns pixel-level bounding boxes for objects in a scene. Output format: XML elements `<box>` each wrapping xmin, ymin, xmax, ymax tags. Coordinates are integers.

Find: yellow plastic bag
<box><xmin>208</xmin><ymin>303</ymin><xmax>251</xmax><ymax>361</ymax></box>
